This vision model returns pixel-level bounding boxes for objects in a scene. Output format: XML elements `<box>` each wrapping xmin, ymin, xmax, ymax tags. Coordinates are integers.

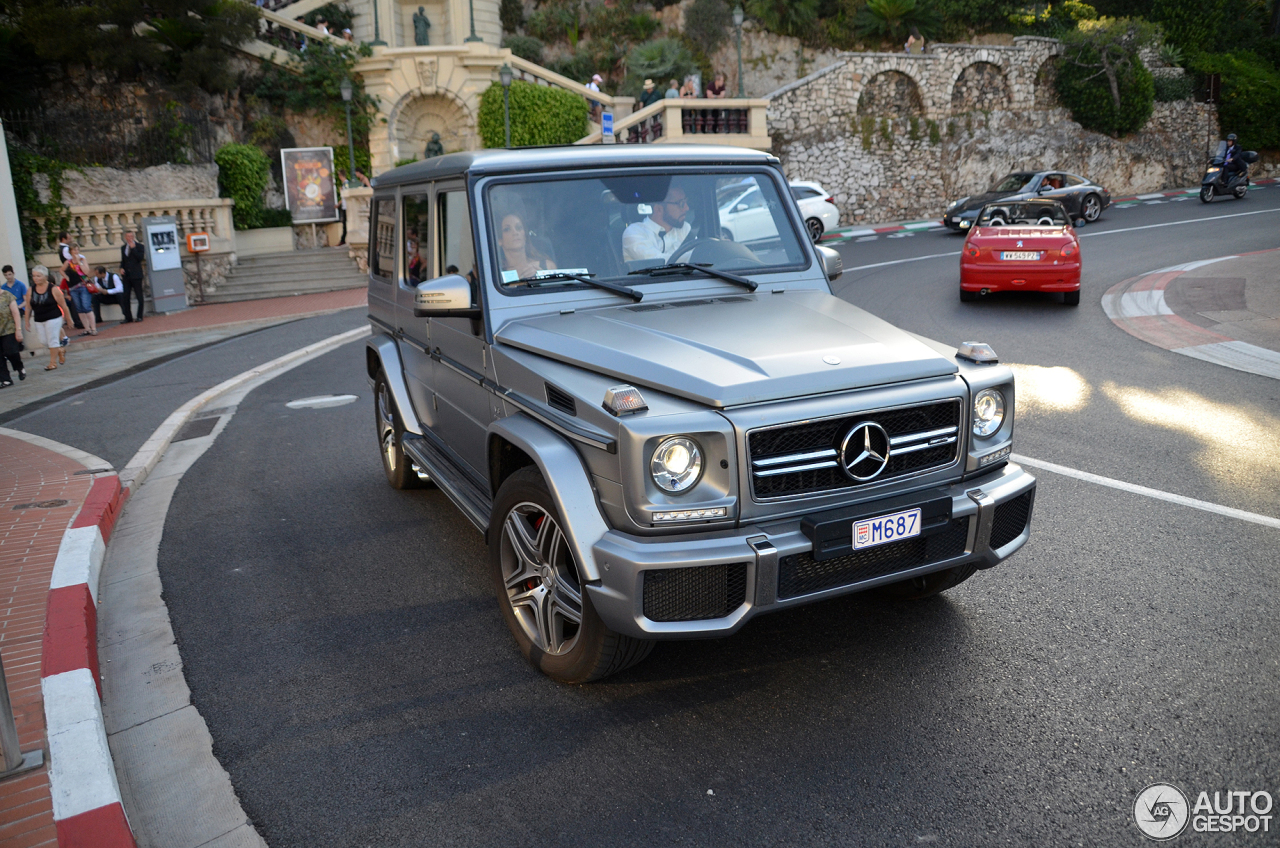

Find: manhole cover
<box><xmin>286</xmin><ymin>395</ymin><xmax>359</xmax><ymax>409</ymax></box>
<box><xmin>12</xmin><ymin>499</ymin><xmax>69</xmax><ymax>510</ymax></box>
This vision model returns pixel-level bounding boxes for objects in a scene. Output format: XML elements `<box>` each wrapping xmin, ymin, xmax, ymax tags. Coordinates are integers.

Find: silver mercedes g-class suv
<box><xmin>366</xmin><ymin>145</ymin><xmax>1035</xmax><ymax>683</ymax></box>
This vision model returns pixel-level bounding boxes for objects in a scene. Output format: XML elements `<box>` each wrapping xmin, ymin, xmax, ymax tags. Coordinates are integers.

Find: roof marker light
<box><xmin>957</xmin><ymin>342</ymin><xmax>999</xmax><ymax>364</ymax></box>
<box><xmin>603</xmin><ymin>385</ymin><xmax>647</xmax><ymax>416</ymax></box>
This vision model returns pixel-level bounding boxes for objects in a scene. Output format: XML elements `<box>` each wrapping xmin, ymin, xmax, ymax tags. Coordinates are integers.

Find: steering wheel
<box><xmin>667</xmin><ymin>237</ymin><xmax>719</xmax><ymax>265</ymax></box>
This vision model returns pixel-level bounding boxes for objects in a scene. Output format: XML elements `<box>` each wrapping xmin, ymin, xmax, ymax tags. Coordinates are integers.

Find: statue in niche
<box><xmin>424</xmin><ymin>132</ymin><xmax>444</xmax><ymax>158</ymax></box>
<box><xmin>413</xmin><ymin>6</ymin><xmax>431</xmax><ymax>45</ymax></box>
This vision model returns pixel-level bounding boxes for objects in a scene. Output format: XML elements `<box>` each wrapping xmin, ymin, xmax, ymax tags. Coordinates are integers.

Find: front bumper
<box><xmin>585</xmin><ymin>462</ymin><xmax>1036</xmax><ymax>640</ymax></box>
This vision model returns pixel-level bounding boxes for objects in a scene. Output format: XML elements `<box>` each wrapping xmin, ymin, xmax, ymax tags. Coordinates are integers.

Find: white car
<box><xmin>789</xmin><ymin>181</ymin><xmax>840</xmax><ymax>242</ymax></box>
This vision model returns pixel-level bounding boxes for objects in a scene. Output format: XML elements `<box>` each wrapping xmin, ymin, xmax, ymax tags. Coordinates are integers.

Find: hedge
<box><xmin>477</xmin><ymin>80</ymin><xmax>589</xmax><ymax>148</ymax></box>
<box><xmin>1055</xmin><ymin>20</ymin><xmax>1157</xmax><ymax>137</ymax></box>
<box><xmin>1190</xmin><ymin>51</ymin><xmax>1280</xmax><ymax>150</ymax></box>
<box><xmin>215</xmin><ymin>143</ymin><xmax>271</xmax><ymax>230</ymax></box>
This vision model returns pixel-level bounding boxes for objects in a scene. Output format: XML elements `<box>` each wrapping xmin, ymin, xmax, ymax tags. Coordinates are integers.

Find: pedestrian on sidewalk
<box><xmin>119</xmin><ymin>230</ymin><xmax>147</xmax><ymax>323</ymax></box>
<box><xmin>2</xmin><ymin>265</ymin><xmax>27</xmax><ymax>319</ymax></box>
<box><xmin>65</xmin><ymin>243</ymin><xmax>98</xmax><ymax>336</ymax></box>
<box><xmin>23</xmin><ymin>265</ymin><xmax>70</xmax><ymax>370</ymax></box>
<box><xmin>55</xmin><ymin>231</ymin><xmax>84</xmax><ymax>332</ymax></box>
<box><xmin>0</xmin><ymin>285</ymin><xmax>24</xmax><ymax>386</ymax></box>
<box><xmin>91</xmin><ymin>266</ymin><xmax>125</xmax><ymax>324</ymax></box>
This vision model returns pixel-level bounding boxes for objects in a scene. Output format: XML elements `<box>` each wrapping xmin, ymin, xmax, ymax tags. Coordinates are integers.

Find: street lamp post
<box><xmin>499</xmin><ymin>63</ymin><xmax>513</xmax><ymax>148</ymax></box>
<box><xmin>733</xmin><ymin>6</ymin><xmax>745</xmax><ymax>97</ymax></box>
<box><xmin>465</xmin><ymin>0</ymin><xmax>482</xmax><ymax>41</ymax></box>
<box><xmin>371</xmin><ymin>0</ymin><xmax>386</xmax><ymax>45</ymax></box>
<box><xmin>340</xmin><ymin>77</ymin><xmax>357</xmax><ymax>188</ymax></box>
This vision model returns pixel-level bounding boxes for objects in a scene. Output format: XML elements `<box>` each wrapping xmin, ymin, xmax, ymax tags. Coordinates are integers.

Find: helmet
<box><xmin>1226</xmin><ymin>133</ymin><xmax>1237</xmax><ymax>141</ymax></box>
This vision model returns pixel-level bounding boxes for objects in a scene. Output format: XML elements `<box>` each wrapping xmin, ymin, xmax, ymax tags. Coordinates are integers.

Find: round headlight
<box><xmin>973</xmin><ymin>389</ymin><xmax>1005</xmax><ymax>437</ymax></box>
<box><xmin>650</xmin><ymin>437</ymin><xmax>703</xmax><ymax>493</ymax></box>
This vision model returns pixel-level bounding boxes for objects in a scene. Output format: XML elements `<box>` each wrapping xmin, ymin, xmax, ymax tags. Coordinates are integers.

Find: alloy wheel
<box><xmin>806</xmin><ymin>217</ymin><xmax>824</xmax><ymax>243</ymax></box>
<box><xmin>1082</xmin><ymin>195</ymin><xmax>1101</xmax><ymax>222</ymax></box>
<box><xmin>376</xmin><ymin>381</ymin><xmax>398</xmax><ymax>474</ymax></box>
<box><xmin>499</xmin><ymin>503</ymin><xmax>583</xmax><ymax>656</ymax></box>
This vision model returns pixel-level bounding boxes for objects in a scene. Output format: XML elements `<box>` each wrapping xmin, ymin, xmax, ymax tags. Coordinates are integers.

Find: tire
<box><xmin>375</xmin><ymin>371</ymin><xmax>429</xmax><ymax>490</ymax></box>
<box><xmin>960</xmin><ymin>288</ymin><xmax>978</xmax><ymax>302</ymax></box>
<box><xmin>720</xmin><ymin>227</ymin><xmax>734</xmax><ymax>241</ymax></box>
<box><xmin>1233</xmin><ymin>183</ymin><xmax>1248</xmax><ymax>199</ymax></box>
<box><xmin>491</xmin><ymin>467</ymin><xmax>654</xmax><ymax>683</ymax></box>
<box><xmin>1200</xmin><ymin>185</ymin><xmax>1215</xmax><ymax>203</ymax></box>
<box><xmin>876</xmin><ymin>562</ymin><xmax>978</xmax><ymax>600</ymax></box>
<box><xmin>1080</xmin><ymin>193</ymin><xmax>1102</xmax><ymax>223</ymax></box>
<box><xmin>1062</xmin><ymin>289</ymin><xmax>1080</xmax><ymax>306</ymax></box>
<box><xmin>805</xmin><ymin>217</ymin><xmax>824</xmax><ymax>243</ymax></box>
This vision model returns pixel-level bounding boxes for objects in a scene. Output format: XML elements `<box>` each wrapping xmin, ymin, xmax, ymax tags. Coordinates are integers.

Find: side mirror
<box><xmin>816</xmin><ymin>245</ymin><xmax>842</xmax><ymax>282</ymax></box>
<box><xmin>736</xmin><ymin>203</ymin><xmax>749</xmax><ymax>212</ymax></box>
<box><xmin>1037</xmin><ymin>184</ymin><xmax>1051</xmax><ymax>194</ymax></box>
<box><xmin>413</xmin><ymin>274</ymin><xmax>479</xmax><ymax>317</ymax></box>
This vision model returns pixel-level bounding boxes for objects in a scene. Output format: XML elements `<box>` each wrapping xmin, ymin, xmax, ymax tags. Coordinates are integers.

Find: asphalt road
<box><xmin>60</xmin><ymin>190</ymin><xmax>1280</xmax><ymax>845</ymax></box>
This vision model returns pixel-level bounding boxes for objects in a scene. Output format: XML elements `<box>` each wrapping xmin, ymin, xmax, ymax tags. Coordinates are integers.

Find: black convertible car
<box><xmin>943</xmin><ymin>171</ymin><xmax>1111</xmax><ymax>231</ymax></box>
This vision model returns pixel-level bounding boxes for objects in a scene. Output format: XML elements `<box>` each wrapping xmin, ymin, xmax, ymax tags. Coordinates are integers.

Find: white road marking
<box><xmin>1013</xmin><ymin>454</ymin><xmax>1280</xmax><ymax>529</ymax></box>
<box><xmin>286</xmin><ymin>394</ymin><xmax>359</xmax><ymax>409</ymax></box>
<box><xmin>844</xmin><ymin>250</ymin><xmax>962</xmax><ymax>271</ymax></box>
<box><xmin>1080</xmin><ymin>207</ymin><xmax>1280</xmax><ymax>238</ymax></box>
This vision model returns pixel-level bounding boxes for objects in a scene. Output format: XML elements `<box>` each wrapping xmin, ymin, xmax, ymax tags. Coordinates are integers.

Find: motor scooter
<box><xmin>1200</xmin><ymin>141</ymin><xmax>1259</xmax><ymax>202</ymax></box>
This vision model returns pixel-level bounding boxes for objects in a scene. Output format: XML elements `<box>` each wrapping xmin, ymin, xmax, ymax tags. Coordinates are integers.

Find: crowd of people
<box><xmin>0</xmin><ymin>229</ymin><xmax>148</xmax><ymax>387</ymax></box>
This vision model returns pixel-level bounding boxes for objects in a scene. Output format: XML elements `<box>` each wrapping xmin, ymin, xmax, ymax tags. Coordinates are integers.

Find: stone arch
<box><xmin>388</xmin><ymin>91</ymin><xmax>475</xmax><ymax>164</ymax></box>
<box><xmin>950</xmin><ymin>62</ymin><xmax>1010</xmax><ymax>112</ymax></box>
<box><xmin>856</xmin><ymin>71</ymin><xmax>924</xmax><ymax>118</ymax></box>
<box><xmin>1033</xmin><ymin>56</ymin><xmax>1059</xmax><ymax>108</ymax></box>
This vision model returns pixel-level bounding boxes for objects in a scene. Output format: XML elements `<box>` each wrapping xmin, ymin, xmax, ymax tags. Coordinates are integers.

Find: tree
<box><xmin>1055</xmin><ymin>17</ymin><xmax>1158</xmax><ymax>136</ymax></box>
<box><xmin>624</xmin><ymin>38</ymin><xmax>697</xmax><ymax>94</ymax></box>
<box><xmin>685</xmin><ymin>0</ymin><xmax>733</xmax><ymax>57</ymax></box>
<box><xmin>1149</xmin><ymin>0</ymin><xmax>1228</xmax><ymax>51</ymax></box>
<box><xmin>855</xmin><ymin>0</ymin><xmax>943</xmax><ymax>41</ymax></box>
<box><xmin>746</xmin><ymin>0</ymin><xmax>820</xmax><ymax>37</ymax></box>
<box><xmin>15</xmin><ymin>0</ymin><xmax>258</xmax><ymax>92</ymax></box>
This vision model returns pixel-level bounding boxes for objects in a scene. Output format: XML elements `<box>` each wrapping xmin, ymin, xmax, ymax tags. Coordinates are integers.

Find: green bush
<box><xmin>684</xmin><ymin>0</ymin><xmax>732</xmax><ymax>56</ymax></box>
<box><xmin>1150</xmin><ymin>0</ymin><xmax>1228</xmax><ymax>52</ymax></box>
<box><xmin>7</xmin><ymin>147</ymin><xmax>76</xmax><ymax>261</ymax></box>
<box><xmin>1189</xmin><ymin>51</ymin><xmax>1280</xmax><ymax>149</ymax></box>
<box><xmin>1152</xmin><ymin>73</ymin><xmax>1194</xmax><ymax>101</ymax></box>
<box><xmin>856</xmin><ymin>0</ymin><xmax>942</xmax><ymax>41</ymax></box>
<box><xmin>332</xmin><ymin>145</ymin><xmax>372</xmax><ymax>180</ymax></box>
<box><xmin>500</xmin><ymin>0</ymin><xmax>525</xmax><ymax>33</ymax></box>
<box><xmin>935</xmin><ymin>0</ymin><xmax>1019</xmax><ymax>33</ymax></box>
<box><xmin>215</xmin><ymin>143</ymin><xmax>271</xmax><ymax>230</ymax></box>
<box><xmin>260</xmin><ymin>208</ymin><xmax>294</xmax><ymax>228</ymax></box>
<box><xmin>302</xmin><ymin>3</ymin><xmax>354</xmax><ymax>33</ymax></box>
<box><xmin>1055</xmin><ymin>18</ymin><xmax>1157</xmax><ymax>136</ymax></box>
<box><xmin>747</xmin><ymin>0</ymin><xmax>820</xmax><ymax>37</ymax></box>
<box><xmin>624</xmin><ymin>38</ymin><xmax>696</xmax><ymax>96</ymax></box>
<box><xmin>477</xmin><ymin>80</ymin><xmax>589</xmax><ymax>147</ymax></box>
<box><xmin>503</xmin><ymin>34</ymin><xmax>545</xmax><ymax>64</ymax></box>
<box><xmin>527</xmin><ymin>0</ymin><xmax>581</xmax><ymax>44</ymax></box>
<box><xmin>546</xmin><ymin>49</ymin><xmax>598</xmax><ymax>85</ymax></box>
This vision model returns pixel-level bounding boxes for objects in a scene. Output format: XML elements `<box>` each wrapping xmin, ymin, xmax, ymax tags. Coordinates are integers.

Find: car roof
<box><xmin>789</xmin><ymin>180</ymin><xmax>826</xmax><ymax>191</ymax></box>
<box><xmin>371</xmin><ymin>145</ymin><xmax>781</xmax><ymax>188</ymax></box>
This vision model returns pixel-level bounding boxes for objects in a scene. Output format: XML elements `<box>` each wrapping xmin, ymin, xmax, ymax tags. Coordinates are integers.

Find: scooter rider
<box><xmin>1223</xmin><ymin>133</ymin><xmax>1245</xmax><ymax>182</ymax></box>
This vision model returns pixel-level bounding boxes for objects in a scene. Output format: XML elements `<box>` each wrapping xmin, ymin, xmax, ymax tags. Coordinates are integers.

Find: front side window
<box><xmin>373</xmin><ymin>199</ymin><xmax>396</xmax><ymax>278</ymax></box>
<box><xmin>439</xmin><ymin>190</ymin><xmax>477</xmax><ymax>281</ymax></box>
<box><xmin>485</xmin><ymin>169</ymin><xmax>806</xmax><ymax>293</ymax></box>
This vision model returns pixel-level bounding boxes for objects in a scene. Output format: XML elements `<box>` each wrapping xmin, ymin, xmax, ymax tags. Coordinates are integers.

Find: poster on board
<box><xmin>281</xmin><ymin>147</ymin><xmax>339</xmax><ymax>223</ymax></box>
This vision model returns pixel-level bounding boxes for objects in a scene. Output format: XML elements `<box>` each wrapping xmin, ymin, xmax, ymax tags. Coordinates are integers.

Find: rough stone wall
<box><xmin>768</xmin><ymin>39</ymin><xmax>1221</xmax><ymax>224</ymax></box>
<box><xmin>774</xmin><ymin>102</ymin><xmax>1220</xmax><ymax>225</ymax></box>
<box><xmin>708</xmin><ymin>23</ymin><xmax>844</xmax><ymax>99</ymax></box>
<box><xmin>43</xmin><ymin>164</ymin><xmax>221</xmax><ymax>206</ymax></box>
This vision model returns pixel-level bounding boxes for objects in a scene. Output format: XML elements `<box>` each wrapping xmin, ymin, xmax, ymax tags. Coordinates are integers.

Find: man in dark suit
<box><xmin>118</xmin><ymin>230</ymin><xmax>147</xmax><ymax>322</ymax></box>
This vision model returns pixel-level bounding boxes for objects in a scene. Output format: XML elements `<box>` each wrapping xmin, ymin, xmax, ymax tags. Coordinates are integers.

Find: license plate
<box><xmin>1001</xmin><ymin>251</ymin><xmax>1040</xmax><ymax>261</ymax></box>
<box><xmin>853</xmin><ymin>508</ymin><xmax>921</xmax><ymax>550</ymax></box>
<box><xmin>952</xmin><ymin>216</ymin><xmax>963</xmax><ymax>222</ymax></box>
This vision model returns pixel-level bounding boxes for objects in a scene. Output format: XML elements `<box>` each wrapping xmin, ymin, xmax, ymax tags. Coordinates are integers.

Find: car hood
<box><xmin>495</xmin><ymin>290</ymin><xmax>958</xmax><ymax>408</ymax></box>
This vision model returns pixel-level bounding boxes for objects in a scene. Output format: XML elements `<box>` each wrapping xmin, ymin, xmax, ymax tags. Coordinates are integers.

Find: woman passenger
<box><xmin>498</xmin><ymin>212</ymin><xmax>555</xmax><ymax>281</ymax></box>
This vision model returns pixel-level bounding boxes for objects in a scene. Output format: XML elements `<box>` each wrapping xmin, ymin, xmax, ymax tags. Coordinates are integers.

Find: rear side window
<box><xmin>372</xmin><ymin>199</ymin><xmax>396</xmax><ymax>279</ymax></box>
<box><xmin>403</xmin><ymin>193</ymin><xmax>430</xmax><ymax>284</ymax></box>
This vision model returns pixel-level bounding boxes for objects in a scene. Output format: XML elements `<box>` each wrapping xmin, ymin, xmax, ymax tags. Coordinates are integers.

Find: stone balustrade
<box><xmin>30</xmin><ymin>198</ymin><xmax>235</xmax><ymax>270</ymax></box>
<box><xmin>576</xmin><ymin>99</ymin><xmax>771</xmax><ymax>149</ymax></box>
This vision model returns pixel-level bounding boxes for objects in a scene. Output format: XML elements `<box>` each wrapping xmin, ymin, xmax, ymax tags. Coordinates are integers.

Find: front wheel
<box><xmin>491</xmin><ymin>467</ymin><xmax>653</xmax><ymax>683</ymax></box>
<box><xmin>876</xmin><ymin>563</ymin><xmax>977</xmax><ymax>600</ymax></box>
<box><xmin>1080</xmin><ymin>193</ymin><xmax>1102</xmax><ymax>223</ymax></box>
<box><xmin>1200</xmin><ymin>184</ymin><xmax>1215</xmax><ymax>203</ymax></box>
<box><xmin>375</xmin><ymin>372</ymin><xmax>429</xmax><ymax>490</ymax></box>
<box><xmin>805</xmin><ymin>217</ymin><xmax>824</xmax><ymax>243</ymax></box>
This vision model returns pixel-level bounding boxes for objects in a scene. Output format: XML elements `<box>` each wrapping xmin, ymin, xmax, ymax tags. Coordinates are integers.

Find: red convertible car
<box><xmin>960</xmin><ymin>200</ymin><xmax>1081</xmax><ymax>305</ymax></box>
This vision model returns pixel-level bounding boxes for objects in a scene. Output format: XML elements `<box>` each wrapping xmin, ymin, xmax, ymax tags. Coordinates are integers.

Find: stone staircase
<box><xmin>207</xmin><ymin>249</ymin><xmax>367</xmax><ymax>303</ymax></box>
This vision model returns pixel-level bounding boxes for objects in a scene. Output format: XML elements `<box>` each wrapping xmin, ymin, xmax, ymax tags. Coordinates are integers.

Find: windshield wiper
<box><xmin>512</xmin><ymin>271</ymin><xmax>643</xmax><ymax>302</ymax></box>
<box><xmin>627</xmin><ymin>263</ymin><xmax>759</xmax><ymax>292</ymax></box>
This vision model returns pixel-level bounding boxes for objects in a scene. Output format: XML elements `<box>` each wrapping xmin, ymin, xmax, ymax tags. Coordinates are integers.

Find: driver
<box><xmin>1223</xmin><ymin>133</ymin><xmax>1245</xmax><ymax>180</ymax></box>
<box><xmin>622</xmin><ymin>185</ymin><xmax>692</xmax><ymax>263</ymax></box>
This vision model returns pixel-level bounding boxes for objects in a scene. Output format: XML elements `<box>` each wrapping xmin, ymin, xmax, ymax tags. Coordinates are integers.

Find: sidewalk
<box><xmin>0</xmin><ymin>286</ymin><xmax>366</xmax><ymax>847</ymax></box>
<box><xmin>1102</xmin><ymin>248</ymin><xmax>1280</xmax><ymax>380</ymax></box>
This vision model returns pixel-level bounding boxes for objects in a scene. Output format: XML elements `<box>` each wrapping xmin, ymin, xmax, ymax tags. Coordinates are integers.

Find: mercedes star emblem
<box><xmin>839</xmin><ymin>421</ymin><xmax>891</xmax><ymax>481</ymax></box>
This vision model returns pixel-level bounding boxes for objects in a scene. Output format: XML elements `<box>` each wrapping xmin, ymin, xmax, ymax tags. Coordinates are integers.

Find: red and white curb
<box><xmin>44</xmin><ymin>472</ymin><xmax>136</xmax><ymax>848</ymax></box>
<box><xmin>1102</xmin><ymin>252</ymin><xmax>1280</xmax><ymax>381</ymax></box>
<box><xmin>821</xmin><ymin>219</ymin><xmax>946</xmax><ymax>242</ymax></box>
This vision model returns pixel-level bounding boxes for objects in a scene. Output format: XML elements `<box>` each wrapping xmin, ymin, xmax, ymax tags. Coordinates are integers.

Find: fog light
<box><xmin>653</xmin><ymin>507</ymin><xmax>728</xmax><ymax>522</ymax></box>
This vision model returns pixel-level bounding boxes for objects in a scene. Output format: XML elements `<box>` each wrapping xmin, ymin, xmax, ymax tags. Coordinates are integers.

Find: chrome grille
<box><xmin>748</xmin><ymin>400</ymin><xmax>962</xmax><ymax>499</ymax></box>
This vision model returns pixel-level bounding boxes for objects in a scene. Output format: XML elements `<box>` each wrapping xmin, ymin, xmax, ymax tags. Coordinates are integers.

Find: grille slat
<box><xmin>778</xmin><ymin>518</ymin><xmax>970</xmax><ymax>599</ymax></box>
<box><xmin>749</xmin><ymin>400</ymin><xmax>962</xmax><ymax>499</ymax></box>
<box><xmin>643</xmin><ymin>563</ymin><xmax>749</xmax><ymax>622</ymax></box>
<box><xmin>989</xmin><ymin>491</ymin><xmax>1032</xmax><ymax>549</ymax></box>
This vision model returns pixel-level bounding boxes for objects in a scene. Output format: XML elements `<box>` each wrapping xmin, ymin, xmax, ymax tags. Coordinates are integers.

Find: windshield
<box><xmin>990</xmin><ymin>172</ymin><xmax>1037</xmax><ymax>193</ymax></box>
<box><xmin>976</xmin><ymin>201</ymin><xmax>1070</xmax><ymax>227</ymax></box>
<box><xmin>485</xmin><ymin>170</ymin><xmax>807</xmax><ymax>292</ymax></box>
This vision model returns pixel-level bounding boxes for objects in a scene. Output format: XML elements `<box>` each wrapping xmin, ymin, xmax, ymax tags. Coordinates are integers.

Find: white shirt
<box><xmin>96</xmin><ymin>273</ymin><xmax>124</xmax><ymax>295</ymax></box>
<box><xmin>622</xmin><ymin>217</ymin><xmax>691</xmax><ymax>263</ymax></box>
